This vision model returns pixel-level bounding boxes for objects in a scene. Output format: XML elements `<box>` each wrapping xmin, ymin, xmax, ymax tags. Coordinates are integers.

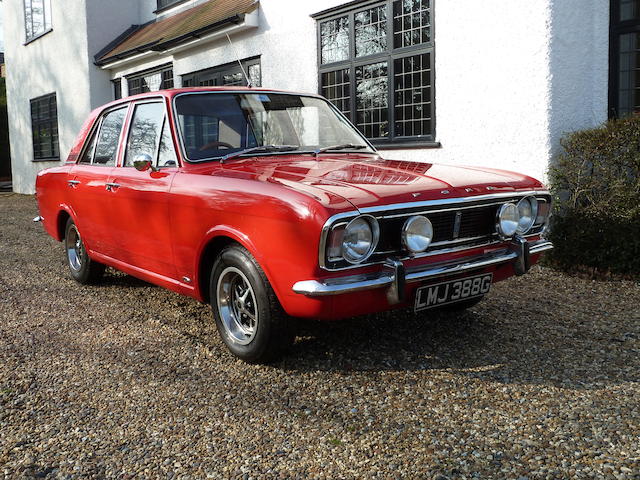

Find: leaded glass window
<box><xmin>30</xmin><ymin>93</ymin><xmax>58</xmax><ymax>161</ymax></box>
<box><xmin>611</xmin><ymin>0</ymin><xmax>640</xmax><ymax>116</ymax></box>
<box><xmin>316</xmin><ymin>0</ymin><xmax>435</xmax><ymax>144</ymax></box>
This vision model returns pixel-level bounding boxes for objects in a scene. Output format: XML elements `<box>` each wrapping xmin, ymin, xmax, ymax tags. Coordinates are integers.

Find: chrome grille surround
<box><xmin>319</xmin><ymin>190</ymin><xmax>551</xmax><ymax>271</ymax></box>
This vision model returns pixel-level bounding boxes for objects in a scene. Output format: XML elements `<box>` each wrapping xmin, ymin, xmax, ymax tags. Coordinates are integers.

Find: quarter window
<box><xmin>315</xmin><ymin>0</ymin><xmax>434</xmax><ymax>144</ymax></box>
<box><xmin>30</xmin><ymin>93</ymin><xmax>58</xmax><ymax>161</ymax></box>
<box><xmin>93</xmin><ymin>107</ymin><xmax>127</xmax><ymax>166</ymax></box>
<box><xmin>24</xmin><ymin>0</ymin><xmax>52</xmax><ymax>42</ymax></box>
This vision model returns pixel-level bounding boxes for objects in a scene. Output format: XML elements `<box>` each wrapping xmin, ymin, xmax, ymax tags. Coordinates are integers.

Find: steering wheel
<box><xmin>199</xmin><ymin>141</ymin><xmax>234</xmax><ymax>151</ymax></box>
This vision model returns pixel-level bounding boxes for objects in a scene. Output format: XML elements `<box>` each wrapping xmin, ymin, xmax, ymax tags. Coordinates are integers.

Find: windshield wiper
<box><xmin>313</xmin><ymin>144</ymin><xmax>369</xmax><ymax>157</ymax></box>
<box><xmin>220</xmin><ymin>145</ymin><xmax>299</xmax><ymax>163</ymax></box>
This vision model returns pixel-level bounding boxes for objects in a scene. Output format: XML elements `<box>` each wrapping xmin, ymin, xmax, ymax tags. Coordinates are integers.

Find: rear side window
<box><xmin>125</xmin><ymin>102</ymin><xmax>164</xmax><ymax>166</ymax></box>
<box><xmin>79</xmin><ymin>126</ymin><xmax>99</xmax><ymax>164</ymax></box>
<box><xmin>93</xmin><ymin>107</ymin><xmax>127</xmax><ymax>166</ymax></box>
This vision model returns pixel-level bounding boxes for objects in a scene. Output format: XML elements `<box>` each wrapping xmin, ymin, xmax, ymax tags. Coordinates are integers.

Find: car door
<box><xmin>67</xmin><ymin>105</ymin><xmax>128</xmax><ymax>255</ymax></box>
<box><xmin>105</xmin><ymin>99</ymin><xmax>179</xmax><ymax>278</ymax></box>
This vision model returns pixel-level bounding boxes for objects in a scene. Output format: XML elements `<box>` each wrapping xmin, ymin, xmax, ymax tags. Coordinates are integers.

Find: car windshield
<box><xmin>174</xmin><ymin>92</ymin><xmax>374</xmax><ymax>161</ymax></box>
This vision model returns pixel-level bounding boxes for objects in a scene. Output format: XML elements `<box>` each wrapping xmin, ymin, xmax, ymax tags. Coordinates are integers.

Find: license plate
<box><xmin>414</xmin><ymin>273</ymin><xmax>493</xmax><ymax>312</ymax></box>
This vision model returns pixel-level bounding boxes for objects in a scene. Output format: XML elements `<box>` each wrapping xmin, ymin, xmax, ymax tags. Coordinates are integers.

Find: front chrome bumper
<box><xmin>292</xmin><ymin>238</ymin><xmax>553</xmax><ymax>304</ymax></box>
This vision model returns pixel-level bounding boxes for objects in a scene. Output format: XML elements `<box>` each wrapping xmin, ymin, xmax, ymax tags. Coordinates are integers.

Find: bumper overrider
<box><xmin>292</xmin><ymin>237</ymin><xmax>553</xmax><ymax>305</ymax></box>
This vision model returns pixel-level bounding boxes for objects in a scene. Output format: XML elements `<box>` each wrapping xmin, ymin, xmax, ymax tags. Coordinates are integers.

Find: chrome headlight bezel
<box><xmin>516</xmin><ymin>196</ymin><xmax>539</xmax><ymax>235</ymax></box>
<box><xmin>341</xmin><ymin>215</ymin><xmax>380</xmax><ymax>264</ymax></box>
<box><xmin>496</xmin><ymin>202</ymin><xmax>519</xmax><ymax>238</ymax></box>
<box><xmin>402</xmin><ymin>215</ymin><xmax>434</xmax><ymax>254</ymax></box>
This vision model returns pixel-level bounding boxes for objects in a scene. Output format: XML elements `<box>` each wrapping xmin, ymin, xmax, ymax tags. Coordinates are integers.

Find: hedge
<box><xmin>548</xmin><ymin>115</ymin><xmax>640</xmax><ymax>276</ymax></box>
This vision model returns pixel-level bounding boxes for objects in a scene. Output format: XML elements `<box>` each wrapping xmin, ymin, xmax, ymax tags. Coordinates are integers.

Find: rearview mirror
<box><xmin>133</xmin><ymin>153</ymin><xmax>158</xmax><ymax>172</ymax></box>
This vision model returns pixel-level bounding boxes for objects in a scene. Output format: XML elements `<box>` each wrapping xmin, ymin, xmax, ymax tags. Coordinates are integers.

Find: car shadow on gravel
<box><xmin>276</xmin><ymin>306</ymin><xmax>639</xmax><ymax>389</ymax></box>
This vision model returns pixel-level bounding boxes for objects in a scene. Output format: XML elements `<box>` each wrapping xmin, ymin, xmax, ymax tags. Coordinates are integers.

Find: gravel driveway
<box><xmin>1</xmin><ymin>193</ymin><xmax>639</xmax><ymax>479</ymax></box>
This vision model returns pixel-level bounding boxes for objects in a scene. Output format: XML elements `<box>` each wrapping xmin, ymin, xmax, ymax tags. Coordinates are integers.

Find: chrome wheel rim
<box><xmin>66</xmin><ymin>225</ymin><xmax>83</xmax><ymax>272</ymax></box>
<box><xmin>216</xmin><ymin>267</ymin><xmax>258</xmax><ymax>345</ymax></box>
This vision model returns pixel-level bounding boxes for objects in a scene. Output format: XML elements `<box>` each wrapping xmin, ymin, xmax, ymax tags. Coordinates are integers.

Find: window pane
<box><xmin>30</xmin><ymin>94</ymin><xmax>59</xmax><ymax>160</ymax></box>
<box><xmin>618</xmin><ymin>32</ymin><xmax>640</xmax><ymax>116</ymax></box>
<box><xmin>126</xmin><ymin>103</ymin><xmax>164</xmax><ymax>166</ymax></box>
<box><xmin>94</xmin><ymin>108</ymin><xmax>127</xmax><ymax>166</ymax></box>
<box><xmin>321</xmin><ymin>68</ymin><xmax>351</xmax><ymax>119</ymax></box>
<box><xmin>80</xmin><ymin>127</ymin><xmax>99</xmax><ymax>164</ymax></box>
<box><xmin>248</xmin><ymin>64</ymin><xmax>261</xmax><ymax>87</ymax></box>
<box><xmin>394</xmin><ymin>53</ymin><xmax>432</xmax><ymax>137</ymax></box>
<box><xmin>158</xmin><ymin>120</ymin><xmax>177</xmax><ymax>167</ymax></box>
<box><xmin>320</xmin><ymin>16</ymin><xmax>349</xmax><ymax>64</ymax></box>
<box><xmin>393</xmin><ymin>0</ymin><xmax>431</xmax><ymax>48</ymax></box>
<box><xmin>355</xmin><ymin>5</ymin><xmax>387</xmax><ymax>57</ymax></box>
<box><xmin>223</xmin><ymin>71</ymin><xmax>244</xmax><ymax>86</ymax></box>
<box><xmin>355</xmin><ymin>62</ymin><xmax>389</xmax><ymax>138</ymax></box>
<box><xmin>620</xmin><ymin>0</ymin><xmax>640</xmax><ymax>21</ymax></box>
<box><xmin>28</xmin><ymin>0</ymin><xmax>44</xmax><ymax>38</ymax></box>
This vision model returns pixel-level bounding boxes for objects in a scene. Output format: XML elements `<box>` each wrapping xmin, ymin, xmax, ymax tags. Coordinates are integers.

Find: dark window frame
<box><xmin>181</xmin><ymin>57</ymin><xmax>262</xmax><ymax>87</ymax></box>
<box><xmin>609</xmin><ymin>0</ymin><xmax>640</xmax><ymax>117</ymax></box>
<box><xmin>113</xmin><ymin>79</ymin><xmax>122</xmax><ymax>100</ymax></box>
<box><xmin>23</xmin><ymin>0</ymin><xmax>53</xmax><ymax>44</ymax></box>
<box><xmin>126</xmin><ymin>64</ymin><xmax>174</xmax><ymax>97</ymax></box>
<box><xmin>155</xmin><ymin>0</ymin><xmax>189</xmax><ymax>13</ymax></box>
<box><xmin>315</xmin><ymin>0</ymin><xmax>437</xmax><ymax>147</ymax></box>
<box><xmin>30</xmin><ymin>92</ymin><xmax>59</xmax><ymax>162</ymax></box>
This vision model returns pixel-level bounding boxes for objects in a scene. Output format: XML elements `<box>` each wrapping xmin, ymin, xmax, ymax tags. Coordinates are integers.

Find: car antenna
<box><xmin>226</xmin><ymin>33</ymin><xmax>251</xmax><ymax>87</ymax></box>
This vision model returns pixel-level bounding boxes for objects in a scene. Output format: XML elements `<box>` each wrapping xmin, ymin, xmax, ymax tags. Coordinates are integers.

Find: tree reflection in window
<box><xmin>356</xmin><ymin>62</ymin><xmax>389</xmax><ymax>138</ymax></box>
<box><xmin>321</xmin><ymin>16</ymin><xmax>349</xmax><ymax>64</ymax></box>
<box><xmin>125</xmin><ymin>103</ymin><xmax>164</xmax><ymax>166</ymax></box>
<box><xmin>94</xmin><ymin>108</ymin><xmax>126</xmax><ymax>166</ymax></box>
<box><xmin>355</xmin><ymin>6</ymin><xmax>387</xmax><ymax>57</ymax></box>
<box><xmin>24</xmin><ymin>0</ymin><xmax>52</xmax><ymax>41</ymax></box>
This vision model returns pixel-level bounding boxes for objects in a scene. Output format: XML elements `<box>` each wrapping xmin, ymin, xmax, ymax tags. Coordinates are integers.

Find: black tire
<box><xmin>210</xmin><ymin>245</ymin><xmax>294</xmax><ymax>363</ymax></box>
<box><xmin>64</xmin><ymin>217</ymin><xmax>105</xmax><ymax>285</ymax></box>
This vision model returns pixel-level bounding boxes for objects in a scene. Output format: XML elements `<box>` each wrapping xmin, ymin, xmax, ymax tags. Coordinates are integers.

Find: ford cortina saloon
<box><xmin>35</xmin><ymin>87</ymin><xmax>552</xmax><ymax>362</ymax></box>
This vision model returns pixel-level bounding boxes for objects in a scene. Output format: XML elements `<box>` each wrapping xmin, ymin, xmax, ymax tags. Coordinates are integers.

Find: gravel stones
<box><xmin>1</xmin><ymin>193</ymin><xmax>639</xmax><ymax>479</ymax></box>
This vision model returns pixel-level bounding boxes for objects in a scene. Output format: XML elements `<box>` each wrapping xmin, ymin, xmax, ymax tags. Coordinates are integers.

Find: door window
<box><xmin>157</xmin><ymin>119</ymin><xmax>177</xmax><ymax>167</ymax></box>
<box><xmin>93</xmin><ymin>107</ymin><xmax>127</xmax><ymax>166</ymax></box>
<box><xmin>125</xmin><ymin>102</ymin><xmax>165</xmax><ymax>166</ymax></box>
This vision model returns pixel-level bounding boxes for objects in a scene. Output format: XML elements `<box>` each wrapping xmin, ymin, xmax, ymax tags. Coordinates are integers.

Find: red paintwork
<box><xmin>36</xmin><ymin>88</ymin><xmax>547</xmax><ymax>320</ymax></box>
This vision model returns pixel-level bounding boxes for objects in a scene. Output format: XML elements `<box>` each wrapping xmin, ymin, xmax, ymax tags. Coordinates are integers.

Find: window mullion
<box><xmin>349</xmin><ymin>11</ymin><xmax>357</xmax><ymax>125</ymax></box>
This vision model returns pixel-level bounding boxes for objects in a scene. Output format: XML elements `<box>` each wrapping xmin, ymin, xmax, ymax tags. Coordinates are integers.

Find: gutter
<box><xmin>95</xmin><ymin>11</ymin><xmax>256</xmax><ymax>69</ymax></box>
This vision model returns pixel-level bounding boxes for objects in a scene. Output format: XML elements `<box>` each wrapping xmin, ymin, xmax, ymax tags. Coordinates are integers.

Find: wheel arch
<box><xmin>195</xmin><ymin>226</ymin><xmax>277</xmax><ymax>304</ymax></box>
<box><xmin>53</xmin><ymin>205</ymin><xmax>77</xmax><ymax>241</ymax></box>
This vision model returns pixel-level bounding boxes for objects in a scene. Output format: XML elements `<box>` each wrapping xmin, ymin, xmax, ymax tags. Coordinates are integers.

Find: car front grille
<box><xmin>321</xmin><ymin>192</ymin><xmax>551</xmax><ymax>270</ymax></box>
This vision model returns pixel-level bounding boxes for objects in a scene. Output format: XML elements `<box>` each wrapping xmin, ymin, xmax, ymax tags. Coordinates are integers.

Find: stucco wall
<box><xmin>5</xmin><ymin>0</ymin><xmax>92</xmax><ymax>194</ymax></box>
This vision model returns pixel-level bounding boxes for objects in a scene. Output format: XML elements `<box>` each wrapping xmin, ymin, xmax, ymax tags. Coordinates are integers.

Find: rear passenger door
<box><xmin>68</xmin><ymin>105</ymin><xmax>128</xmax><ymax>256</ymax></box>
<box><xmin>105</xmin><ymin>99</ymin><xmax>179</xmax><ymax>278</ymax></box>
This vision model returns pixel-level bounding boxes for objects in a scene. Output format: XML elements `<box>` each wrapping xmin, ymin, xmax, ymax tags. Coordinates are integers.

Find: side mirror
<box><xmin>133</xmin><ymin>153</ymin><xmax>158</xmax><ymax>172</ymax></box>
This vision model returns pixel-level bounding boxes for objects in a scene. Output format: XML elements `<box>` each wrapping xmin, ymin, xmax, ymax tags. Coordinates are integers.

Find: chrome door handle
<box><xmin>105</xmin><ymin>182</ymin><xmax>120</xmax><ymax>191</ymax></box>
<box><xmin>67</xmin><ymin>180</ymin><xmax>80</xmax><ymax>187</ymax></box>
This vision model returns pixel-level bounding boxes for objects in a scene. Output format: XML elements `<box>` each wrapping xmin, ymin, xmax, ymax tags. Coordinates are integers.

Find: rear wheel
<box><xmin>64</xmin><ymin>217</ymin><xmax>105</xmax><ymax>284</ymax></box>
<box><xmin>210</xmin><ymin>245</ymin><xmax>293</xmax><ymax>363</ymax></box>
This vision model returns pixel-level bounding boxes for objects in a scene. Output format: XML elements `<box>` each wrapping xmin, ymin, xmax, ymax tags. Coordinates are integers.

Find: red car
<box><xmin>35</xmin><ymin>87</ymin><xmax>552</xmax><ymax>362</ymax></box>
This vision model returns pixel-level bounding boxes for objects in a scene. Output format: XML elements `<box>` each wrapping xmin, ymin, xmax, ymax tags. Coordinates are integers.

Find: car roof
<box><xmin>97</xmin><ymin>86</ymin><xmax>321</xmax><ymax>112</ymax></box>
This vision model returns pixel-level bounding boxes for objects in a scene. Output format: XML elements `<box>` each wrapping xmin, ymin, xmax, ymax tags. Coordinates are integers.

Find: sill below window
<box><xmin>33</xmin><ymin>157</ymin><xmax>60</xmax><ymax>163</ymax></box>
<box><xmin>153</xmin><ymin>0</ymin><xmax>191</xmax><ymax>14</ymax></box>
<box><xmin>24</xmin><ymin>28</ymin><xmax>53</xmax><ymax>46</ymax></box>
<box><xmin>373</xmin><ymin>141</ymin><xmax>442</xmax><ymax>150</ymax></box>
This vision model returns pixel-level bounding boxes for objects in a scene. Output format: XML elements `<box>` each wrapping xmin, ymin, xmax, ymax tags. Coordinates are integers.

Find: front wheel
<box><xmin>210</xmin><ymin>245</ymin><xmax>293</xmax><ymax>363</ymax></box>
<box><xmin>64</xmin><ymin>217</ymin><xmax>105</xmax><ymax>284</ymax></box>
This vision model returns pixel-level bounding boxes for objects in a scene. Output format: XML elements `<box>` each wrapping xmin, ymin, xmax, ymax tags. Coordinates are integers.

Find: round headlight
<box><xmin>496</xmin><ymin>203</ymin><xmax>519</xmax><ymax>238</ymax></box>
<box><xmin>342</xmin><ymin>215</ymin><xmax>379</xmax><ymax>264</ymax></box>
<box><xmin>516</xmin><ymin>196</ymin><xmax>538</xmax><ymax>234</ymax></box>
<box><xmin>402</xmin><ymin>215</ymin><xmax>433</xmax><ymax>254</ymax></box>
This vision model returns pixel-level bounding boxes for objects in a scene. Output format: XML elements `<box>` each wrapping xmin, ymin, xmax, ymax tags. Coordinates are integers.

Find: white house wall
<box><xmin>5</xmin><ymin>0</ymin><xmax>92</xmax><ymax>194</ymax></box>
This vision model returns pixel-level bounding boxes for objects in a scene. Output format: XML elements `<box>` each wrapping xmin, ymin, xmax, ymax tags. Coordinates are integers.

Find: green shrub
<box><xmin>548</xmin><ymin>115</ymin><xmax>640</xmax><ymax>276</ymax></box>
